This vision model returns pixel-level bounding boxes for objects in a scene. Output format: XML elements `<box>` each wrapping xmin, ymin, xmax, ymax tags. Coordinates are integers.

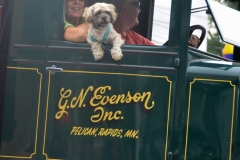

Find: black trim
<box><xmin>48</xmin><ymin>61</ymin><xmax>177</xmax><ymax>72</ymax></box>
<box><xmin>0</xmin><ymin>0</ymin><xmax>12</xmax><ymax>142</ymax></box>
<box><xmin>147</xmin><ymin>0</ymin><xmax>155</xmax><ymax>40</ymax></box>
<box><xmin>15</xmin><ymin>43</ymin><xmax>178</xmax><ymax>57</ymax></box>
<box><xmin>191</xmin><ymin>6</ymin><xmax>208</xmax><ymax>11</ymax></box>
<box><xmin>12</xmin><ymin>59</ymin><xmax>45</xmax><ymax>63</ymax></box>
<box><xmin>191</xmin><ymin>9</ymin><xmax>208</xmax><ymax>13</ymax></box>
<box><xmin>49</xmin><ymin>45</ymin><xmax>91</xmax><ymax>51</ymax></box>
<box><xmin>121</xmin><ymin>49</ymin><xmax>178</xmax><ymax>56</ymax></box>
<box><xmin>49</xmin><ymin>45</ymin><xmax>178</xmax><ymax>57</ymax></box>
<box><xmin>14</xmin><ymin>44</ymin><xmax>46</xmax><ymax>49</ymax></box>
<box><xmin>233</xmin><ymin>0</ymin><xmax>240</xmax><ymax>61</ymax></box>
<box><xmin>188</xmin><ymin>47</ymin><xmax>233</xmax><ymax>61</ymax></box>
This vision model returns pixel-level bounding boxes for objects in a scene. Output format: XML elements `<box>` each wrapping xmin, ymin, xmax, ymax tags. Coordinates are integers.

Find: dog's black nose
<box><xmin>101</xmin><ymin>16</ymin><xmax>106</xmax><ymax>20</ymax></box>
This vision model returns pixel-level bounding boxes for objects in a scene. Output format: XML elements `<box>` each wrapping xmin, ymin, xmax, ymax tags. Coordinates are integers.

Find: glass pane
<box><xmin>63</xmin><ymin>0</ymin><xmax>170</xmax><ymax>46</ymax></box>
<box><xmin>190</xmin><ymin>0</ymin><xmax>209</xmax><ymax>51</ymax></box>
<box><xmin>206</xmin><ymin>0</ymin><xmax>240</xmax><ymax>47</ymax></box>
<box><xmin>151</xmin><ymin>1</ymin><xmax>172</xmax><ymax>45</ymax></box>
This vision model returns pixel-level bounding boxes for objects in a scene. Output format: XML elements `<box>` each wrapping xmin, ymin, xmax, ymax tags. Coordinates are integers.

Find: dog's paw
<box><xmin>110</xmin><ymin>48</ymin><xmax>123</xmax><ymax>61</ymax></box>
<box><xmin>93</xmin><ymin>52</ymin><xmax>104</xmax><ymax>60</ymax></box>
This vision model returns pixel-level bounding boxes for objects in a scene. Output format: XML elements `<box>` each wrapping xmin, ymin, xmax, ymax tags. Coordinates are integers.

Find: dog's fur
<box><xmin>83</xmin><ymin>3</ymin><xmax>124</xmax><ymax>61</ymax></box>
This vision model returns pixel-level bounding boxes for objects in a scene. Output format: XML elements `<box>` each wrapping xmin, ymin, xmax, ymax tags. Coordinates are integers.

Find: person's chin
<box><xmin>129</xmin><ymin>20</ymin><xmax>139</xmax><ymax>29</ymax></box>
<box><xmin>135</xmin><ymin>20</ymin><xmax>139</xmax><ymax>26</ymax></box>
<box><xmin>72</xmin><ymin>14</ymin><xmax>82</xmax><ymax>19</ymax></box>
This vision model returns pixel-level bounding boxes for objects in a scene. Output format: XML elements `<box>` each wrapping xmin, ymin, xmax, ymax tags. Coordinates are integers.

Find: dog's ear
<box><xmin>108</xmin><ymin>4</ymin><xmax>117</xmax><ymax>23</ymax></box>
<box><xmin>82</xmin><ymin>7</ymin><xmax>92</xmax><ymax>23</ymax></box>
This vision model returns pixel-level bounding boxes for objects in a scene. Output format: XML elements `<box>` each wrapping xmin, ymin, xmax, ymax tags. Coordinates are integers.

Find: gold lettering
<box><xmin>91</xmin><ymin>107</ymin><xmax>104</xmax><ymax>123</ymax></box>
<box><xmin>103</xmin><ymin>129</ymin><xmax>108</xmax><ymax>136</ymax></box>
<box><xmin>107</xmin><ymin>129</ymin><xmax>113</xmax><ymax>136</ymax></box>
<box><xmin>70</xmin><ymin>127</ymin><xmax>99</xmax><ymax>136</ymax></box>
<box><xmin>133</xmin><ymin>93</ymin><xmax>141</xmax><ymax>102</ymax></box>
<box><xmin>100</xmin><ymin>96</ymin><xmax>109</xmax><ymax>106</ymax></box>
<box><xmin>98</xmin><ymin>128</ymin><xmax>105</xmax><ymax>136</ymax></box>
<box><xmin>124</xmin><ymin>130</ymin><xmax>139</xmax><ymax>138</ymax></box>
<box><xmin>124</xmin><ymin>130</ymin><xmax>132</xmax><ymax>137</ymax></box>
<box><xmin>142</xmin><ymin>92</ymin><xmax>155</xmax><ymax>110</ymax></box>
<box><xmin>77</xmin><ymin>127</ymin><xmax>82</xmax><ymax>135</ymax></box>
<box><xmin>131</xmin><ymin>130</ymin><xmax>139</xmax><ymax>138</ymax></box>
<box><xmin>117</xmin><ymin>129</ymin><xmax>123</xmax><ymax>138</ymax></box>
<box><xmin>113</xmin><ymin>110</ymin><xmax>122</xmax><ymax>120</ymax></box>
<box><xmin>70</xmin><ymin>86</ymin><xmax>93</xmax><ymax>108</ymax></box>
<box><xmin>125</xmin><ymin>92</ymin><xmax>132</xmax><ymax>103</ymax></box>
<box><xmin>115</xmin><ymin>94</ymin><xmax>126</xmax><ymax>103</ymax></box>
<box><xmin>103</xmin><ymin>110</ymin><xmax>122</xmax><ymax>121</ymax></box>
<box><xmin>70</xmin><ymin>97</ymin><xmax>77</xmax><ymax>108</ymax></box>
<box><xmin>91</xmin><ymin>107</ymin><xmax>122</xmax><ymax>122</ymax></box>
<box><xmin>55</xmin><ymin>88</ymin><xmax>71</xmax><ymax>119</ymax></box>
<box><xmin>57</xmin><ymin>85</ymin><xmax>155</xmax><ymax>122</ymax></box>
<box><xmin>90</xmin><ymin>128</ymin><xmax>98</xmax><ymax>135</ymax></box>
<box><xmin>84</xmin><ymin>128</ymin><xmax>90</xmax><ymax>135</ymax></box>
<box><xmin>90</xmin><ymin>86</ymin><xmax>111</xmax><ymax>106</ymax></box>
<box><xmin>78</xmin><ymin>127</ymin><xmax>84</xmax><ymax>135</ymax></box>
<box><xmin>85</xmin><ymin>128</ymin><xmax>91</xmax><ymax>135</ymax></box>
<box><xmin>103</xmin><ymin>111</ymin><xmax>114</xmax><ymax>121</ymax></box>
<box><xmin>109</xmin><ymin>95</ymin><xmax>117</xmax><ymax>104</ymax></box>
<box><xmin>70</xmin><ymin>126</ymin><xmax>77</xmax><ymax>135</ymax></box>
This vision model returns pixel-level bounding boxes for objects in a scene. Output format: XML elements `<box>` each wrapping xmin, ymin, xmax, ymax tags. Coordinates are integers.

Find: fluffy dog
<box><xmin>83</xmin><ymin>3</ymin><xmax>124</xmax><ymax>61</ymax></box>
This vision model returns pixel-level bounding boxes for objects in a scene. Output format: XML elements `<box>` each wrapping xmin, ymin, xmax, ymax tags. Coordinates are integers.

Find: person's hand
<box><xmin>188</xmin><ymin>35</ymin><xmax>200</xmax><ymax>48</ymax></box>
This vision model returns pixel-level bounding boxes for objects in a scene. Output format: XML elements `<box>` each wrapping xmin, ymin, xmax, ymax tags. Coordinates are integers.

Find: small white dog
<box><xmin>83</xmin><ymin>3</ymin><xmax>124</xmax><ymax>61</ymax></box>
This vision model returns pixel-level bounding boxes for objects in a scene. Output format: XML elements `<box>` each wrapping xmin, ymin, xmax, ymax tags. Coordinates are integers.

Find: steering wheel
<box><xmin>163</xmin><ymin>25</ymin><xmax>206</xmax><ymax>48</ymax></box>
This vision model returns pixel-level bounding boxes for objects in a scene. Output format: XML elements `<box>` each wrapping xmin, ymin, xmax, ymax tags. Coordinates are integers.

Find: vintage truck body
<box><xmin>0</xmin><ymin>0</ymin><xmax>240</xmax><ymax>159</ymax></box>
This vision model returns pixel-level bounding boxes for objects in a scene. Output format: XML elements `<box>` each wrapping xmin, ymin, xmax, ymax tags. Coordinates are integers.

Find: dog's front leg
<box><xmin>110</xmin><ymin>34</ymin><xmax>124</xmax><ymax>61</ymax></box>
<box><xmin>90</xmin><ymin>42</ymin><xmax>104</xmax><ymax>60</ymax></box>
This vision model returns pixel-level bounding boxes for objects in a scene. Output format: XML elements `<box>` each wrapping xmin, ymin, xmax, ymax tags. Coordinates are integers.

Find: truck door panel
<box><xmin>44</xmin><ymin>0</ymin><xmax>176</xmax><ymax>159</ymax></box>
<box><xmin>47</xmin><ymin>36</ymin><xmax>177</xmax><ymax>160</ymax></box>
<box><xmin>0</xmin><ymin>0</ymin><xmax>48</xmax><ymax>159</ymax></box>
<box><xmin>185</xmin><ymin>60</ymin><xmax>238</xmax><ymax>160</ymax></box>
<box><xmin>0</xmin><ymin>67</ymin><xmax>42</xmax><ymax>158</ymax></box>
<box><xmin>43</xmin><ymin>69</ymin><xmax>174</xmax><ymax>159</ymax></box>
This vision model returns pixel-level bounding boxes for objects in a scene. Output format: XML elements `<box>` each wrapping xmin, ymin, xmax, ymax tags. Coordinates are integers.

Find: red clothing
<box><xmin>121</xmin><ymin>30</ymin><xmax>155</xmax><ymax>46</ymax></box>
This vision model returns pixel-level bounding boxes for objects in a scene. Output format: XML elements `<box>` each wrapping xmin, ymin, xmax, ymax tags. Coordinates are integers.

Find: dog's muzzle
<box><xmin>95</xmin><ymin>13</ymin><xmax>110</xmax><ymax>28</ymax></box>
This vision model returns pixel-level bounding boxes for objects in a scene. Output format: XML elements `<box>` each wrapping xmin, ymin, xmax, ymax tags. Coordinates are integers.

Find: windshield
<box><xmin>206</xmin><ymin>0</ymin><xmax>240</xmax><ymax>47</ymax></box>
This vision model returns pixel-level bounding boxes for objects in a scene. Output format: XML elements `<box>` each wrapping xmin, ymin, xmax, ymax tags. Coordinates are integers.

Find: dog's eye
<box><xmin>96</xmin><ymin>11</ymin><xmax>101</xmax><ymax>15</ymax></box>
<box><xmin>104</xmin><ymin>11</ymin><xmax>110</xmax><ymax>15</ymax></box>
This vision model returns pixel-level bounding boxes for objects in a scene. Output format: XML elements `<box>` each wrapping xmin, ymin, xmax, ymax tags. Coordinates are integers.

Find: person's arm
<box><xmin>63</xmin><ymin>21</ymin><xmax>89</xmax><ymax>42</ymax></box>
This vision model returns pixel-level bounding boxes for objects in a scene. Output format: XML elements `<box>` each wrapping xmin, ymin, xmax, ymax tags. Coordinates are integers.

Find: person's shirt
<box><xmin>121</xmin><ymin>30</ymin><xmax>155</xmax><ymax>46</ymax></box>
<box><xmin>64</xmin><ymin>21</ymin><xmax>74</xmax><ymax>30</ymax></box>
<box><xmin>64</xmin><ymin>17</ymin><xmax>84</xmax><ymax>30</ymax></box>
<box><xmin>63</xmin><ymin>18</ymin><xmax>88</xmax><ymax>42</ymax></box>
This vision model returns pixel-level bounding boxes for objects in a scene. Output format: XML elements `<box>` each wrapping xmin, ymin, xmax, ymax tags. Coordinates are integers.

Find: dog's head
<box><xmin>83</xmin><ymin>3</ymin><xmax>117</xmax><ymax>29</ymax></box>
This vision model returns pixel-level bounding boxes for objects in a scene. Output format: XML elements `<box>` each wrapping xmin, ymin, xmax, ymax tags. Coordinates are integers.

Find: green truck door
<box><xmin>45</xmin><ymin>39</ymin><xmax>178</xmax><ymax>159</ymax></box>
<box><xmin>44</xmin><ymin>0</ymin><xmax>181</xmax><ymax>159</ymax></box>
